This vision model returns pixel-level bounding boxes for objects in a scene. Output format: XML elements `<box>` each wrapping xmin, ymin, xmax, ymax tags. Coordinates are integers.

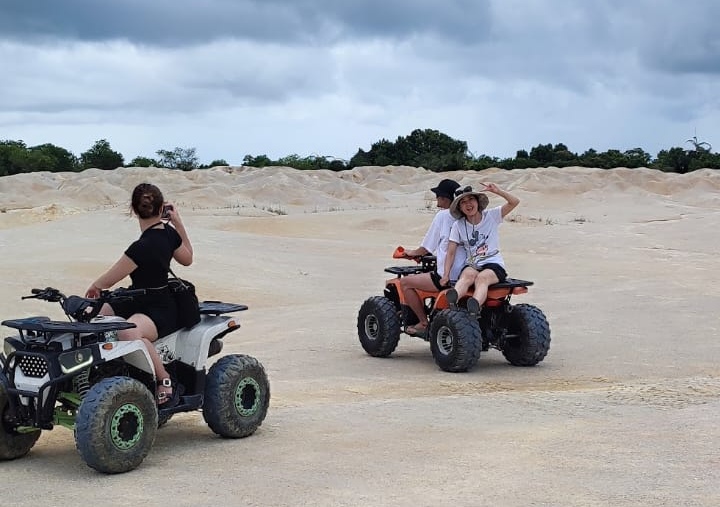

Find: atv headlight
<box><xmin>59</xmin><ymin>348</ymin><xmax>93</xmax><ymax>374</ymax></box>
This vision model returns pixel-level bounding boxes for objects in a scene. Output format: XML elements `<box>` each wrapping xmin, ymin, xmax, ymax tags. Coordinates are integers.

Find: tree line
<box><xmin>1</xmin><ymin>129</ymin><xmax>717</xmax><ymax>177</ymax></box>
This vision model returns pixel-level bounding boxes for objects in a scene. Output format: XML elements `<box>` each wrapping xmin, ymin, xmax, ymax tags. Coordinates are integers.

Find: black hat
<box><xmin>430</xmin><ymin>179</ymin><xmax>460</xmax><ymax>199</ymax></box>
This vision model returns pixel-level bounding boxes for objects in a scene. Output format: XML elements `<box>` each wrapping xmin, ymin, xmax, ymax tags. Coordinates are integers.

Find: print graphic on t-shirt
<box><xmin>465</xmin><ymin>232</ymin><xmax>498</xmax><ymax>266</ymax></box>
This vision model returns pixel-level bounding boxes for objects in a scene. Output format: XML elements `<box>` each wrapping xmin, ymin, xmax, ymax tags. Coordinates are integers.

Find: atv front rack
<box><xmin>2</xmin><ymin>317</ymin><xmax>137</xmax><ymax>334</ymax></box>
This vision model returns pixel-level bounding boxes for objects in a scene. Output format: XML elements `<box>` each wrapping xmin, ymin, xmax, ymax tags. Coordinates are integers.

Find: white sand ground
<box><xmin>0</xmin><ymin>166</ymin><xmax>719</xmax><ymax>506</ymax></box>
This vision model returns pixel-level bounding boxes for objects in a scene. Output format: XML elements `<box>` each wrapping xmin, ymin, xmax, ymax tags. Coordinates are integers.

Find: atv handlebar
<box><xmin>23</xmin><ymin>286</ymin><xmax>149</xmax><ymax>323</ymax></box>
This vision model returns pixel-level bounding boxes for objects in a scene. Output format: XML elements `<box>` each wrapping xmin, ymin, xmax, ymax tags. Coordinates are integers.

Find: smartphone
<box><xmin>162</xmin><ymin>204</ymin><xmax>173</xmax><ymax>219</ymax></box>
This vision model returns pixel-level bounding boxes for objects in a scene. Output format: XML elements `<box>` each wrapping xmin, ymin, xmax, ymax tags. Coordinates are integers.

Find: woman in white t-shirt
<box><xmin>440</xmin><ymin>183</ymin><xmax>520</xmax><ymax>315</ymax></box>
<box><xmin>399</xmin><ymin>179</ymin><xmax>467</xmax><ymax>337</ymax></box>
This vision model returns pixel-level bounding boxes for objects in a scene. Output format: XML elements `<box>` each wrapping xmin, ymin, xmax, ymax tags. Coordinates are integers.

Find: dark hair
<box><xmin>131</xmin><ymin>183</ymin><xmax>164</xmax><ymax>219</ymax></box>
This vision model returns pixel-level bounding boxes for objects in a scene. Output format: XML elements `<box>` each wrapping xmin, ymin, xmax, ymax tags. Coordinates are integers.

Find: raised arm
<box><xmin>483</xmin><ymin>182</ymin><xmax>520</xmax><ymax>218</ymax></box>
<box><xmin>165</xmin><ymin>204</ymin><xmax>193</xmax><ymax>266</ymax></box>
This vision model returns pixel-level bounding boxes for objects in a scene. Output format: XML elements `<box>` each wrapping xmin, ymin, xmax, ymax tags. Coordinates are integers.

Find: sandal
<box><xmin>157</xmin><ymin>377</ymin><xmax>180</xmax><ymax>408</ymax></box>
<box><xmin>406</xmin><ymin>324</ymin><xmax>428</xmax><ymax>338</ymax></box>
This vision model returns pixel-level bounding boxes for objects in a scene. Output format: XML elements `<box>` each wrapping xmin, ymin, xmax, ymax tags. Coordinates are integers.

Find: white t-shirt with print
<box><xmin>421</xmin><ymin>209</ymin><xmax>467</xmax><ymax>280</ymax></box>
<box><xmin>448</xmin><ymin>206</ymin><xmax>505</xmax><ymax>269</ymax></box>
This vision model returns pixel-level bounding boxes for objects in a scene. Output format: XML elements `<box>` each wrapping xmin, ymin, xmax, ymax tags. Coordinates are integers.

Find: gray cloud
<box><xmin>0</xmin><ymin>0</ymin><xmax>492</xmax><ymax>46</ymax></box>
<box><xmin>0</xmin><ymin>0</ymin><xmax>718</xmax><ymax>162</ymax></box>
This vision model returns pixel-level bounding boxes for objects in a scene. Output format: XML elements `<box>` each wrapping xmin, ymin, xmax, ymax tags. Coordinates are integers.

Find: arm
<box><xmin>86</xmin><ymin>254</ymin><xmax>137</xmax><ymax>297</ymax></box>
<box><xmin>165</xmin><ymin>204</ymin><xmax>193</xmax><ymax>266</ymax></box>
<box><xmin>403</xmin><ymin>246</ymin><xmax>430</xmax><ymax>258</ymax></box>
<box><xmin>483</xmin><ymin>182</ymin><xmax>519</xmax><ymax>218</ymax></box>
<box><xmin>440</xmin><ymin>241</ymin><xmax>458</xmax><ymax>287</ymax></box>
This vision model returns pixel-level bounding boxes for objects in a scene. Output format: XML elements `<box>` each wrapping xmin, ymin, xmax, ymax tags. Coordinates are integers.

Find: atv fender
<box><xmin>96</xmin><ymin>340</ymin><xmax>156</xmax><ymax>376</ymax></box>
<box><xmin>155</xmin><ymin>316</ymin><xmax>239</xmax><ymax>370</ymax></box>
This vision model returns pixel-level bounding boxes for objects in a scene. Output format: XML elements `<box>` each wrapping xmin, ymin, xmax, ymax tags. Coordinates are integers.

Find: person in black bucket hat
<box><xmin>396</xmin><ymin>178</ymin><xmax>468</xmax><ymax>337</ymax></box>
<box><xmin>430</xmin><ymin>178</ymin><xmax>461</xmax><ymax>200</ymax></box>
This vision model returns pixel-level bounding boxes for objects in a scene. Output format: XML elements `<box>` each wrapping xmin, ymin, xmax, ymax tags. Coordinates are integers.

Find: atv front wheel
<box><xmin>203</xmin><ymin>354</ymin><xmax>270</xmax><ymax>438</ymax></box>
<box><xmin>0</xmin><ymin>384</ymin><xmax>40</xmax><ymax>460</ymax></box>
<box><xmin>429</xmin><ymin>310</ymin><xmax>482</xmax><ymax>372</ymax></box>
<box><xmin>501</xmin><ymin>303</ymin><xmax>551</xmax><ymax>366</ymax></box>
<box><xmin>75</xmin><ymin>376</ymin><xmax>158</xmax><ymax>474</ymax></box>
<box><xmin>357</xmin><ymin>296</ymin><xmax>401</xmax><ymax>357</ymax></box>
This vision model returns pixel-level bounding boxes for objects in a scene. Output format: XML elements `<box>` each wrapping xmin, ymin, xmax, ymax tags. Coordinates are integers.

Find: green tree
<box><xmin>80</xmin><ymin>139</ymin><xmax>124</xmax><ymax>170</ymax></box>
<box><xmin>207</xmin><ymin>159</ymin><xmax>229</xmax><ymax>167</ymax></box>
<box><xmin>0</xmin><ymin>140</ymin><xmax>28</xmax><ymax>176</ymax></box>
<box><xmin>30</xmin><ymin>143</ymin><xmax>78</xmax><ymax>172</ymax></box>
<box><xmin>128</xmin><ymin>156</ymin><xmax>158</xmax><ymax>167</ymax></box>
<box><xmin>243</xmin><ymin>154</ymin><xmax>272</xmax><ymax>167</ymax></box>
<box><xmin>156</xmin><ymin>147</ymin><xmax>198</xmax><ymax>171</ymax></box>
<box><xmin>623</xmin><ymin>148</ymin><xmax>652</xmax><ymax>168</ymax></box>
<box><xmin>348</xmin><ymin>129</ymin><xmax>467</xmax><ymax>170</ymax></box>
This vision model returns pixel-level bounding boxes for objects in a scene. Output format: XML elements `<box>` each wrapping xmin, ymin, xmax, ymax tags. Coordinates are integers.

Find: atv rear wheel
<box><xmin>75</xmin><ymin>376</ymin><xmax>158</xmax><ymax>474</ymax></box>
<box><xmin>357</xmin><ymin>296</ymin><xmax>401</xmax><ymax>357</ymax></box>
<box><xmin>203</xmin><ymin>354</ymin><xmax>270</xmax><ymax>438</ymax></box>
<box><xmin>501</xmin><ymin>303</ymin><xmax>551</xmax><ymax>366</ymax></box>
<box><xmin>0</xmin><ymin>384</ymin><xmax>40</xmax><ymax>460</ymax></box>
<box><xmin>429</xmin><ymin>310</ymin><xmax>482</xmax><ymax>372</ymax></box>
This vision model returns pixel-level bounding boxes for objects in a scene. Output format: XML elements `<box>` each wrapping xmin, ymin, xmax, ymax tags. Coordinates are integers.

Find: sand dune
<box><xmin>1</xmin><ymin>165</ymin><xmax>719</xmax><ymax>506</ymax></box>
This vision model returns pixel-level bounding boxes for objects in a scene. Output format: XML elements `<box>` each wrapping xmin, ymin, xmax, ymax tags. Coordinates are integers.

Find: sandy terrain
<box><xmin>1</xmin><ymin>166</ymin><xmax>719</xmax><ymax>506</ymax></box>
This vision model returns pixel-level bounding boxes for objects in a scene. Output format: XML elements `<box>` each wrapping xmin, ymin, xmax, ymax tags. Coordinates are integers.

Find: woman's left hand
<box><xmin>164</xmin><ymin>202</ymin><xmax>182</xmax><ymax>224</ymax></box>
<box><xmin>481</xmin><ymin>182</ymin><xmax>500</xmax><ymax>193</ymax></box>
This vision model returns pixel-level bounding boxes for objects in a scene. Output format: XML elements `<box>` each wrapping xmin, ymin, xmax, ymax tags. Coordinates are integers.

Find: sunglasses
<box><xmin>468</xmin><ymin>229</ymin><xmax>479</xmax><ymax>246</ymax></box>
<box><xmin>454</xmin><ymin>185</ymin><xmax>473</xmax><ymax>197</ymax></box>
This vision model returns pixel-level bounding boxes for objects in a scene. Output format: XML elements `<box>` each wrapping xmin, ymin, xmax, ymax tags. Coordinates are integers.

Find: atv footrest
<box><xmin>199</xmin><ymin>301</ymin><xmax>248</xmax><ymax>315</ymax></box>
<box><xmin>159</xmin><ymin>393</ymin><xmax>203</xmax><ymax>417</ymax></box>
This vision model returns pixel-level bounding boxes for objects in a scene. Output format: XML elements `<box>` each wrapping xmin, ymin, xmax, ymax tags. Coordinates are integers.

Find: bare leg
<box><xmin>400</xmin><ymin>273</ymin><xmax>438</xmax><ymax>328</ymax></box>
<box><xmin>453</xmin><ymin>267</ymin><xmax>478</xmax><ymax>299</ymax></box>
<box><xmin>470</xmin><ymin>269</ymin><xmax>500</xmax><ymax>307</ymax></box>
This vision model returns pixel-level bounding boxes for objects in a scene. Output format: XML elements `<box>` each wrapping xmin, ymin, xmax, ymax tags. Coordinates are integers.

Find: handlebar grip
<box><xmin>31</xmin><ymin>288</ymin><xmax>43</xmax><ymax>294</ymax></box>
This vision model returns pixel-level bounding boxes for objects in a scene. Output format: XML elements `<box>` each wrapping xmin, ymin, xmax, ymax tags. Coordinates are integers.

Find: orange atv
<box><xmin>357</xmin><ymin>247</ymin><xmax>551</xmax><ymax>372</ymax></box>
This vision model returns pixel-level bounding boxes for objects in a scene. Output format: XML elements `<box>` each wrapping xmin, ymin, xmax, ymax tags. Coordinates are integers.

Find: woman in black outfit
<box><xmin>86</xmin><ymin>183</ymin><xmax>194</xmax><ymax>405</ymax></box>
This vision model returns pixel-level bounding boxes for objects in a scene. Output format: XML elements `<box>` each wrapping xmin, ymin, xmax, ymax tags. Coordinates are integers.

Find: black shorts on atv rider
<box><xmin>110</xmin><ymin>223</ymin><xmax>182</xmax><ymax>338</ymax></box>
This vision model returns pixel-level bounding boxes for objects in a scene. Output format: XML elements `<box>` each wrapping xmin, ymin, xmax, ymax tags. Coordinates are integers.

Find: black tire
<box><xmin>203</xmin><ymin>354</ymin><xmax>270</xmax><ymax>438</ymax></box>
<box><xmin>75</xmin><ymin>376</ymin><xmax>158</xmax><ymax>474</ymax></box>
<box><xmin>357</xmin><ymin>296</ymin><xmax>401</xmax><ymax>357</ymax></box>
<box><xmin>429</xmin><ymin>310</ymin><xmax>482</xmax><ymax>372</ymax></box>
<box><xmin>0</xmin><ymin>384</ymin><xmax>40</xmax><ymax>460</ymax></box>
<box><xmin>501</xmin><ymin>303</ymin><xmax>551</xmax><ymax>366</ymax></box>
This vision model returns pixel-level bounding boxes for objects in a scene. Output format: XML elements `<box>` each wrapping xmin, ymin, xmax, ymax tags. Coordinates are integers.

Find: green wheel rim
<box><xmin>235</xmin><ymin>377</ymin><xmax>261</xmax><ymax>417</ymax></box>
<box><xmin>110</xmin><ymin>403</ymin><xmax>144</xmax><ymax>450</ymax></box>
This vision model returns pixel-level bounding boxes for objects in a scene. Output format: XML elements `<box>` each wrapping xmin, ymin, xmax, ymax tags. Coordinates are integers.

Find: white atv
<box><xmin>0</xmin><ymin>286</ymin><xmax>270</xmax><ymax>474</ymax></box>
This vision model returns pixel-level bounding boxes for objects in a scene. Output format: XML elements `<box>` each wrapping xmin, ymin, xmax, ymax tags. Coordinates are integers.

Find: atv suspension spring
<box><xmin>74</xmin><ymin>368</ymin><xmax>90</xmax><ymax>398</ymax></box>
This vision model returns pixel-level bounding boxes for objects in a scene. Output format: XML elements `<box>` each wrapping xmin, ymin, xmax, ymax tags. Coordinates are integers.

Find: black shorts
<box><xmin>430</xmin><ymin>272</ymin><xmax>451</xmax><ymax>291</ymax></box>
<box><xmin>461</xmin><ymin>262</ymin><xmax>508</xmax><ymax>283</ymax></box>
<box><xmin>110</xmin><ymin>290</ymin><xmax>179</xmax><ymax>338</ymax></box>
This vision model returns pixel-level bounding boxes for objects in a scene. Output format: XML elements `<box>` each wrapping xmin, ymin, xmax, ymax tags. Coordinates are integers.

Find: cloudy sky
<box><xmin>1</xmin><ymin>0</ymin><xmax>718</xmax><ymax>164</ymax></box>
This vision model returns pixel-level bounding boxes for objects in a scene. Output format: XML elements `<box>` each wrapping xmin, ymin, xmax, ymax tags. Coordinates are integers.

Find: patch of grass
<box><xmin>251</xmin><ymin>203</ymin><xmax>287</xmax><ymax>215</ymax></box>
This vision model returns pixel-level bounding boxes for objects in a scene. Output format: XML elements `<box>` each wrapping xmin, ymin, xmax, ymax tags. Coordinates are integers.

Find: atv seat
<box><xmin>199</xmin><ymin>301</ymin><xmax>248</xmax><ymax>315</ymax></box>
